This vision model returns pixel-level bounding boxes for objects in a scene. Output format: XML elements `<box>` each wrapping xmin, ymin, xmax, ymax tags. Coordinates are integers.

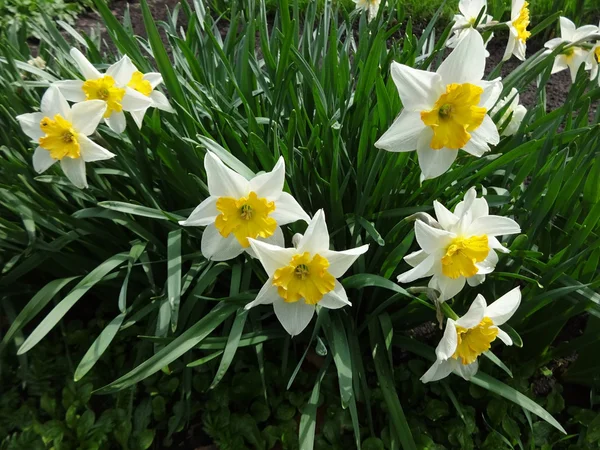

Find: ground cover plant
<box><xmin>1</xmin><ymin>0</ymin><xmax>600</xmax><ymax>448</ymax></box>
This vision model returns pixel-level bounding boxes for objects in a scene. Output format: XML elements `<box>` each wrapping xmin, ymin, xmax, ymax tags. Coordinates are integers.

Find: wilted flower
<box><xmin>397</xmin><ymin>187</ymin><xmax>520</xmax><ymax>301</ymax></box>
<box><xmin>490</xmin><ymin>88</ymin><xmax>527</xmax><ymax>137</ymax></box>
<box><xmin>16</xmin><ymin>86</ymin><xmax>115</xmax><ymax>189</ymax></box>
<box><xmin>246</xmin><ymin>210</ymin><xmax>369</xmax><ymax>336</ymax></box>
<box><xmin>180</xmin><ymin>152</ymin><xmax>310</xmax><ymax>261</ymax></box>
<box><xmin>353</xmin><ymin>0</ymin><xmax>381</xmax><ymax>21</ymax></box>
<box><xmin>27</xmin><ymin>56</ymin><xmax>46</xmax><ymax>69</ymax></box>
<box><xmin>375</xmin><ymin>30</ymin><xmax>502</xmax><ymax>180</ymax></box>
<box><xmin>421</xmin><ymin>287</ymin><xmax>521</xmax><ymax>382</ymax></box>
<box><xmin>503</xmin><ymin>0</ymin><xmax>531</xmax><ymax>61</ymax></box>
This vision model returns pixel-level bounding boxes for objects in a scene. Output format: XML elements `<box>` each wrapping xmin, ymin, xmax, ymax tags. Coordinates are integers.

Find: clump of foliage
<box><xmin>0</xmin><ymin>0</ymin><xmax>92</xmax><ymax>36</ymax></box>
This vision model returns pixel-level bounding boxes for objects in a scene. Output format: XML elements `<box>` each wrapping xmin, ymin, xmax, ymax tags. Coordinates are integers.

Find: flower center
<box><xmin>82</xmin><ymin>75</ymin><xmax>126</xmax><ymax>118</ymax></box>
<box><xmin>420</xmin><ymin>83</ymin><xmax>486</xmax><ymax>150</ymax></box>
<box><xmin>513</xmin><ymin>2</ymin><xmax>531</xmax><ymax>43</ymax></box>
<box><xmin>127</xmin><ymin>71</ymin><xmax>153</xmax><ymax>97</ymax></box>
<box><xmin>214</xmin><ymin>191</ymin><xmax>276</xmax><ymax>248</ymax></box>
<box><xmin>453</xmin><ymin>317</ymin><xmax>498</xmax><ymax>365</ymax></box>
<box><xmin>38</xmin><ymin>114</ymin><xmax>80</xmax><ymax>160</ymax></box>
<box><xmin>273</xmin><ymin>252</ymin><xmax>335</xmax><ymax>304</ymax></box>
<box><xmin>441</xmin><ymin>235</ymin><xmax>489</xmax><ymax>279</ymax></box>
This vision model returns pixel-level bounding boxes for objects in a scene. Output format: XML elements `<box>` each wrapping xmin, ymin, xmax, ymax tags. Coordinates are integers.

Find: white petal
<box><xmin>513</xmin><ymin>40</ymin><xmax>526</xmax><ymax>61</ymax></box>
<box><xmin>179</xmin><ymin>197</ymin><xmax>218</xmax><ymax>227</ymax></box>
<box><xmin>489</xmin><ymin>236</ymin><xmax>510</xmax><ymax>253</ymax></box>
<box><xmin>467</xmin><ymin>215</ymin><xmax>521</xmax><ymax>236</ymax></box>
<box><xmin>433</xmin><ymin>200</ymin><xmax>459</xmax><ymax>230</ymax></box>
<box><xmin>41</xmin><ymin>85</ymin><xmax>70</xmax><ymax>118</ymax></box>
<box><xmin>32</xmin><ymin>147</ymin><xmax>57</xmax><ymax>173</ymax></box>
<box><xmin>503</xmin><ymin>32</ymin><xmax>517</xmax><ymax>61</ymax></box>
<box><xmin>389</xmin><ymin>62</ymin><xmax>443</xmax><ymax>110</ymax></box>
<box><xmin>477</xmin><ymin>79</ymin><xmax>503</xmax><ymax>110</ymax></box>
<box><xmin>297</xmin><ymin>209</ymin><xmax>329</xmax><ymax>254</ymax></box>
<box><xmin>466</xmin><ymin>273</ymin><xmax>486</xmax><ymax>286</ymax></box>
<box><xmin>149</xmin><ymin>90</ymin><xmax>173</xmax><ymax>112</ymax></box>
<box><xmin>245</xmin><ymin>278</ymin><xmax>280</xmax><ymax>309</ymax></box>
<box><xmin>105</xmin><ymin>55</ymin><xmax>138</xmax><ymax>86</ymax></box>
<box><xmin>318</xmin><ymin>281</ymin><xmax>351</xmax><ymax>309</ymax></box>
<box><xmin>60</xmin><ymin>157</ymin><xmax>87</xmax><ymax>189</ymax></box>
<box><xmin>200</xmin><ymin>223</ymin><xmax>244</xmax><ymax>261</ymax></box>
<box><xmin>70</xmin><ymin>100</ymin><xmax>107</xmax><ymax>135</ymax></box>
<box><xmin>204</xmin><ymin>151</ymin><xmax>249</xmax><ymax>198</ymax></box>
<box><xmin>417</xmin><ymin>131</ymin><xmax>459</xmax><ymax>179</ymax></box>
<box><xmin>53</xmin><ymin>80</ymin><xmax>86</xmax><ymax>102</ymax></box>
<box><xmin>496</xmin><ymin>328</ymin><xmax>513</xmax><ymax>345</ymax></box>
<box><xmin>397</xmin><ymin>253</ymin><xmax>436</xmax><ymax>283</ymax></box>
<box><xmin>321</xmin><ymin>245</ymin><xmax>369</xmax><ymax>278</ymax></box>
<box><xmin>144</xmin><ymin>72</ymin><xmax>163</xmax><ymax>89</ymax></box>
<box><xmin>121</xmin><ymin>87</ymin><xmax>153</xmax><ymax>112</ymax></box>
<box><xmin>470</xmin><ymin>198</ymin><xmax>489</xmax><ymax>220</ymax></box>
<box><xmin>511</xmin><ymin>0</ymin><xmax>525</xmax><ymax>19</ymax></box>
<box><xmin>247</xmin><ymin>238</ymin><xmax>297</xmax><ymax>277</ymax></box>
<box><xmin>17</xmin><ymin>112</ymin><xmax>45</xmax><ymax>141</ymax></box>
<box><xmin>486</xmin><ymin>287</ymin><xmax>521</xmax><ymax>325</ymax></box>
<box><xmin>456</xmin><ymin>294</ymin><xmax>488</xmax><ymax>328</ymax></box>
<box><xmin>454</xmin><ymin>360</ymin><xmax>479</xmax><ymax>380</ymax></box>
<box><xmin>256</xmin><ymin>225</ymin><xmax>285</xmax><ymax>247</ymax></box>
<box><xmin>420</xmin><ymin>360</ymin><xmax>453</xmax><ymax>383</ymax></box>
<box><xmin>572</xmin><ymin>25</ymin><xmax>600</xmax><ymax>41</ymax></box>
<box><xmin>567</xmin><ymin>48</ymin><xmax>589</xmax><ymax>83</ymax></box>
<box><xmin>70</xmin><ymin>48</ymin><xmax>102</xmax><ymax>80</ymax></box>
<box><xmin>274</xmin><ymin>298</ymin><xmax>315</xmax><ymax>337</ymax></box>
<box><xmin>559</xmin><ymin>16</ymin><xmax>576</xmax><ymax>41</ymax></box>
<box><xmin>551</xmin><ymin>55</ymin><xmax>569</xmax><ymax>74</ymax></box>
<box><xmin>453</xmin><ymin>187</ymin><xmax>477</xmax><ymax>217</ymax></box>
<box><xmin>430</xmin><ymin>274</ymin><xmax>466</xmax><ymax>302</ymax></box>
<box><xmin>475</xmin><ymin>249</ymin><xmax>498</xmax><ymax>275</ymax></box>
<box><xmin>270</xmin><ymin>192</ymin><xmax>311</xmax><ymax>225</ymax></box>
<box><xmin>105</xmin><ymin>111</ymin><xmax>126</xmax><ymax>133</ymax></box>
<box><xmin>78</xmin><ymin>135</ymin><xmax>115</xmax><ymax>162</ymax></box>
<box><xmin>437</xmin><ymin>28</ymin><xmax>485</xmax><ymax>84</ymax></box>
<box><xmin>405</xmin><ymin>249</ymin><xmax>428</xmax><ymax>267</ymax></box>
<box><xmin>415</xmin><ymin>220</ymin><xmax>454</xmax><ymax>254</ymax></box>
<box><xmin>249</xmin><ymin>157</ymin><xmax>285</xmax><ymax>200</ymax></box>
<box><xmin>436</xmin><ymin>319</ymin><xmax>458</xmax><ymax>360</ymax></box>
<box><xmin>130</xmin><ymin>108</ymin><xmax>147</xmax><ymax>129</ymax></box>
<box><xmin>374</xmin><ymin>110</ymin><xmax>425</xmax><ymax>152</ymax></box>
<box><xmin>463</xmin><ymin>115</ymin><xmax>499</xmax><ymax>156</ymax></box>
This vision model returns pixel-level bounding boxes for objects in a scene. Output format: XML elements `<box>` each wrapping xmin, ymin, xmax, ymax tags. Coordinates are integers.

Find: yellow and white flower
<box><xmin>53</xmin><ymin>49</ymin><xmax>153</xmax><ymax>134</ymax></box>
<box><xmin>447</xmin><ymin>0</ymin><xmax>493</xmax><ymax>55</ymax></box>
<box><xmin>587</xmin><ymin>41</ymin><xmax>600</xmax><ymax>84</ymax></box>
<box><xmin>397</xmin><ymin>187</ymin><xmax>520</xmax><ymax>301</ymax></box>
<box><xmin>544</xmin><ymin>17</ymin><xmax>599</xmax><ymax>82</ymax></box>
<box><xmin>375</xmin><ymin>29</ymin><xmax>502</xmax><ymax>180</ymax></box>
<box><xmin>353</xmin><ymin>0</ymin><xmax>380</xmax><ymax>21</ymax></box>
<box><xmin>490</xmin><ymin>88</ymin><xmax>527</xmax><ymax>137</ymax></box>
<box><xmin>16</xmin><ymin>86</ymin><xmax>115</xmax><ymax>189</ymax></box>
<box><xmin>503</xmin><ymin>0</ymin><xmax>531</xmax><ymax>61</ymax></box>
<box><xmin>421</xmin><ymin>287</ymin><xmax>521</xmax><ymax>382</ymax></box>
<box><xmin>179</xmin><ymin>152</ymin><xmax>310</xmax><ymax>261</ymax></box>
<box><xmin>124</xmin><ymin>70</ymin><xmax>173</xmax><ymax>128</ymax></box>
<box><xmin>245</xmin><ymin>210</ymin><xmax>369</xmax><ymax>336</ymax></box>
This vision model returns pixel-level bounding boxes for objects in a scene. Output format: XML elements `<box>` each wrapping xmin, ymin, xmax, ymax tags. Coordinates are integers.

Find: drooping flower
<box><xmin>490</xmin><ymin>88</ymin><xmax>527</xmax><ymax>137</ymax></box>
<box><xmin>503</xmin><ymin>0</ymin><xmax>531</xmax><ymax>61</ymax></box>
<box><xmin>353</xmin><ymin>0</ymin><xmax>381</xmax><ymax>21</ymax></box>
<box><xmin>544</xmin><ymin>17</ymin><xmax>599</xmax><ymax>82</ymax></box>
<box><xmin>447</xmin><ymin>0</ymin><xmax>494</xmax><ymax>55</ymax></box>
<box><xmin>421</xmin><ymin>287</ymin><xmax>521</xmax><ymax>382</ymax></box>
<box><xmin>397</xmin><ymin>187</ymin><xmax>520</xmax><ymax>301</ymax></box>
<box><xmin>53</xmin><ymin>49</ymin><xmax>153</xmax><ymax>133</ymax></box>
<box><xmin>179</xmin><ymin>152</ymin><xmax>310</xmax><ymax>262</ymax></box>
<box><xmin>245</xmin><ymin>210</ymin><xmax>369</xmax><ymax>336</ymax></box>
<box><xmin>587</xmin><ymin>41</ymin><xmax>600</xmax><ymax>85</ymax></box>
<box><xmin>16</xmin><ymin>85</ymin><xmax>115</xmax><ymax>189</ymax></box>
<box><xmin>375</xmin><ymin>29</ymin><xmax>502</xmax><ymax>180</ymax></box>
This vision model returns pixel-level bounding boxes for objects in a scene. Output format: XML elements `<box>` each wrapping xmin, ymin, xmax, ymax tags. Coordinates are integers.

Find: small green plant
<box><xmin>0</xmin><ymin>0</ymin><xmax>91</xmax><ymax>36</ymax></box>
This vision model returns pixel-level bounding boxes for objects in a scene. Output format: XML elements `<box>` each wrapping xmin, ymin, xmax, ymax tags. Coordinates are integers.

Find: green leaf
<box><xmin>298</xmin><ymin>355</ymin><xmax>331</xmax><ymax>450</ymax></box>
<box><xmin>209</xmin><ymin>308</ymin><xmax>248</xmax><ymax>388</ymax></box>
<box><xmin>167</xmin><ymin>230</ymin><xmax>182</xmax><ymax>332</ymax></box>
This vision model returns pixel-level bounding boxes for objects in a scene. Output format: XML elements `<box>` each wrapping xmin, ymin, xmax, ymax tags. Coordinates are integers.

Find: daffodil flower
<box><xmin>53</xmin><ymin>48</ymin><xmax>153</xmax><ymax>133</ymax></box>
<box><xmin>126</xmin><ymin>70</ymin><xmax>174</xmax><ymax>128</ymax></box>
<box><xmin>447</xmin><ymin>0</ymin><xmax>494</xmax><ymax>56</ymax></box>
<box><xmin>503</xmin><ymin>0</ymin><xmax>531</xmax><ymax>61</ymax></box>
<box><xmin>397</xmin><ymin>187</ymin><xmax>520</xmax><ymax>301</ymax></box>
<box><xmin>179</xmin><ymin>152</ymin><xmax>310</xmax><ymax>261</ymax></box>
<box><xmin>245</xmin><ymin>210</ymin><xmax>369</xmax><ymax>336</ymax></box>
<box><xmin>375</xmin><ymin>30</ymin><xmax>502</xmax><ymax>180</ymax></box>
<box><xmin>421</xmin><ymin>287</ymin><xmax>521</xmax><ymax>382</ymax></box>
<box><xmin>16</xmin><ymin>85</ymin><xmax>115</xmax><ymax>189</ymax></box>
<box><xmin>353</xmin><ymin>0</ymin><xmax>380</xmax><ymax>21</ymax></box>
<box><xmin>490</xmin><ymin>88</ymin><xmax>527</xmax><ymax>137</ymax></box>
<box><xmin>544</xmin><ymin>17</ymin><xmax>599</xmax><ymax>82</ymax></box>
<box><xmin>587</xmin><ymin>41</ymin><xmax>600</xmax><ymax>85</ymax></box>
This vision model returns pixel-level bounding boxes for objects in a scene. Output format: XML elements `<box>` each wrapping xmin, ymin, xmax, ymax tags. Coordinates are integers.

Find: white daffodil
<box><xmin>16</xmin><ymin>86</ymin><xmax>115</xmax><ymax>189</ymax></box>
<box><xmin>353</xmin><ymin>0</ymin><xmax>380</xmax><ymax>21</ymax></box>
<box><xmin>245</xmin><ymin>210</ymin><xmax>369</xmax><ymax>336</ymax></box>
<box><xmin>447</xmin><ymin>0</ymin><xmax>494</xmax><ymax>56</ymax></box>
<box><xmin>179</xmin><ymin>152</ymin><xmax>310</xmax><ymax>262</ymax></box>
<box><xmin>122</xmin><ymin>69</ymin><xmax>173</xmax><ymax>128</ymax></box>
<box><xmin>503</xmin><ymin>0</ymin><xmax>531</xmax><ymax>61</ymax></box>
<box><xmin>375</xmin><ymin>30</ymin><xmax>502</xmax><ymax>180</ymax></box>
<box><xmin>53</xmin><ymin>48</ymin><xmax>153</xmax><ymax>134</ymax></box>
<box><xmin>397</xmin><ymin>187</ymin><xmax>520</xmax><ymax>301</ymax></box>
<box><xmin>490</xmin><ymin>88</ymin><xmax>527</xmax><ymax>137</ymax></box>
<box><xmin>587</xmin><ymin>42</ymin><xmax>600</xmax><ymax>84</ymax></box>
<box><xmin>421</xmin><ymin>287</ymin><xmax>521</xmax><ymax>382</ymax></box>
<box><xmin>544</xmin><ymin>17</ymin><xmax>599</xmax><ymax>82</ymax></box>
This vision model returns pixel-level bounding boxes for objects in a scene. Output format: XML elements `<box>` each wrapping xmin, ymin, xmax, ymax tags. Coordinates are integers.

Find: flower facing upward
<box><xmin>421</xmin><ymin>288</ymin><xmax>521</xmax><ymax>382</ymax></box>
<box><xmin>490</xmin><ymin>88</ymin><xmax>527</xmax><ymax>137</ymax></box>
<box><xmin>503</xmin><ymin>0</ymin><xmax>531</xmax><ymax>61</ymax></box>
<box><xmin>179</xmin><ymin>152</ymin><xmax>310</xmax><ymax>261</ymax></box>
<box><xmin>246</xmin><ymin>210</ymin><xmax>369</xmax><ymax>336</ymax></box>
<box><xmin>397</xmin><ymin>187</ymin><xmax>521</xmax><ymax>301</ymax></box>
<box><xmin>375</xmin><ymin>30</ymin><xmax>502</xmax><ymax>180</ymax></box>
<box><xmin>16</xmin><ymin>86</ymin><xmax>115</xmax><ymax>188</ymax></box>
